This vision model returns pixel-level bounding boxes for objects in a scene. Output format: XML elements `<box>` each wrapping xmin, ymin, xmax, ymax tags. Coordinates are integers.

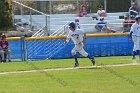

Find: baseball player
<box><xmin>64</xmin><ymin>22</ymin><xmax>95</xmax><ymax>67</ymax></box>
<box><xmin>130</xmin><ymin>15</ymin><xmax>140</xmax><ymax>59</ymax></box>
<box><xmin>0</xmin><ymin>34</ymin><xmax>11</xmax><ymax>62</ymax></box>
<box><xmin>0</xmin><ymin>42</ymin><xmax>4</xmax><ymax>62</ymax></box>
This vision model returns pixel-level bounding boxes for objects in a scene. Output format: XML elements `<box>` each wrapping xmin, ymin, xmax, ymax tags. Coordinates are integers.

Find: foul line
<box><xmin>0</xmin><ymin>62</ymin><xmax>139</xmax><ymax>75</ymax></box>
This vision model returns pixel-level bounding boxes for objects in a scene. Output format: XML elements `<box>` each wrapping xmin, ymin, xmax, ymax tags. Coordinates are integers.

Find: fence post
<box><xmin>21</xmin><ymin>36</ymin><xmax>27</xmax><ymax>62</ymax></box>
<box><xmin>46</xmin><ymin>15</ymin><xmax>50</xmax><ymax>36</ymax></box>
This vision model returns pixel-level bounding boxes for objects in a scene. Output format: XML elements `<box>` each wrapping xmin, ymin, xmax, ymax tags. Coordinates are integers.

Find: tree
<box><xmin>106</xmin><ymin>0</ymin><xmax>131</xmax><ymax>12</ymax></box>
<box><xmin>0</xmin><ymin>0</ymin><xmax>12</xmax><ymax>30</ymax></box>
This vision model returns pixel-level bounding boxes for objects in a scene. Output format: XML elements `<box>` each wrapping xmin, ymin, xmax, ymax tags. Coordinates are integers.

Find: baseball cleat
<box><xmin>91</xmin><ymin>57</ymin><xmax>95</xmax><ymax>65</ymax></box>
<box><xmin>132</xmin><ymin>56</ymin><xmax>136</xmax><ymax>60</ymax></box>
<box><xmin>74</xmin><ymin>63</ymin><xmax>79</xmax><ymax>67</ymax></box>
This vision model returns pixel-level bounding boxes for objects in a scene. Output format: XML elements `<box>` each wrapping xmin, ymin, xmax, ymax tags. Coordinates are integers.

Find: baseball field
<box><xmin>0</xmin><ymin>56</ymin><xmax>139</xmax><ymax>93</ymax></box>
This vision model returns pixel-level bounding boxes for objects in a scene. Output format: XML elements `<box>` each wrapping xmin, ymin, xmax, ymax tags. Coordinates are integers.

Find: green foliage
<box><xmin>106</xmin><ymin>0</ymin><xmax>131</xmax><ymax>12</ymax></box>
<box><xmin>0</xmin><ymin>0</ymin><xmax>12</xmax><ymax>30</ymax></box>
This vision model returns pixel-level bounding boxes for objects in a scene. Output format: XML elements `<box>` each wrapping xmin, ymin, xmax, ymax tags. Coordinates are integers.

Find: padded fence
<box><xmin>8</xmin><ymin>33</ymin><xmax>133</xmax><ymax>61</ymax></box>
<box><xmin>7</xmin><ymin>37</ymin><xmax>22</xmax><ymax>61</ymax></box>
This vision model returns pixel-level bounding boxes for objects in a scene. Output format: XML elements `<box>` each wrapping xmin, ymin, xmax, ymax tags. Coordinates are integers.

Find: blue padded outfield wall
<box><xmin>8</xmin><ymin>38</ymin><xmax>22</xmax><ymax>60</ymax></box>
<box><xmin>8</xmin><ymin>33</ymin><xmax>133</xmax><ymax>61</ymax></box>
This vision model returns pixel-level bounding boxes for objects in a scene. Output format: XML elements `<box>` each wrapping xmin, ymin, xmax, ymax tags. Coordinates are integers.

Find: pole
<box><xmin>12</xmin><ymin>1</ymin><xmax>15</xmax><ymax>27</ymax></box>
<box><xmin>30</xmin><ymin>9</ymin><xmax>32</xmax><ymax>31</ymax></box>
<box><xmin>20</xmin><ymin>0</ymin><xmax>23</xmax><ymax>27</ymax></box>
<box><xmin>104</xmin><ymin>0</ymin><xmax>107</xmax><ymax>11</ymax></box>
<box><xmin>77</xmin><ymin>0</ymin><xmax>79</xmax><ymax>13</ymax></box>
<box><xmin>49</xmin><ymin>0</ymin><xmax>52</xmax><ymax>14</ymax></box>
<box><xmin>21</xmin><ymin>36</ymin><xmax>27</xmax><ymax>62</ymax></box>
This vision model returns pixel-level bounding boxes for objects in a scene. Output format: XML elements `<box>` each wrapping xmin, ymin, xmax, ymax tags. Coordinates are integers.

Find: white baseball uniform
<box><xmin>130</xmin><ymin>22</ymin><xmax>140</xmax><ymax>51</ymax></box>
<box><xmin>66</xmin><ymin>29</ymin><xmax>88</xmax><ymax>57</ymax></box>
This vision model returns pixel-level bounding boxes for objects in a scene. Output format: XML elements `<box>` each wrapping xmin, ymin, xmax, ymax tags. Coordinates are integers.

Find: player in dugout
<box><xmin>0</xmin><ymin>34</ymin><xmax>11</xmax><ymax>62</ymax></box>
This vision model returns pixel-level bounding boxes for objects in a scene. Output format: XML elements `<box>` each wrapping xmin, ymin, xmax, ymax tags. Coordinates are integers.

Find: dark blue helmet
<box><xmin>69</xmin><ymin>22</ymin><xmax>76</xmax><ymax>29</ymax></box>
<box><xmin>135</xmin><ymin>15</ymin><xmax>140</xmax><ymax>21</ymax></box>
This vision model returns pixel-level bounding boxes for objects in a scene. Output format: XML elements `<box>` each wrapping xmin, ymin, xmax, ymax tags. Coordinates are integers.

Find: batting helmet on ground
<box><xmin>69</xmin><ymin>22</ymin><xmax>76</xmax><ymax>29</ymax></box>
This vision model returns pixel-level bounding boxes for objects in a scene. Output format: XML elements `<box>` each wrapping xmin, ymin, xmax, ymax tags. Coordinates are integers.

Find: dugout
<box><xmin>7</xmin><ymin>33</ymin><xmax>133</xmax><ymax>61</ymax></box>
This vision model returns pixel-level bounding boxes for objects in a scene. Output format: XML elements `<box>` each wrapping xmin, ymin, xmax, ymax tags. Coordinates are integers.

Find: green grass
<box><xmin>0</xmin><ymin>65</ymin><xmax>139</xmax><ymax>93</ymax></box>
<box><xmin>0</xmin><ymin>56</ymin><xmax>139</xmax><ymax>93</ymax></box>
<box><xmin>0</xmin><ymin>56</ymin><xmax>135</xmax><ymax>72</ymax></box>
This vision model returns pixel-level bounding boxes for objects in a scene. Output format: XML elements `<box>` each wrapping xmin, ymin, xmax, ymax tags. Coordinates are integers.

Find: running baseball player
<box><xmin>64</xmin><ymin>22</ymin><xmax>95</xmax><ymax>67</ymax></box>
<box><xmin>130</xmin><ymin>15</ymin><xmax>140</xmax><ymax>59</ymax></box>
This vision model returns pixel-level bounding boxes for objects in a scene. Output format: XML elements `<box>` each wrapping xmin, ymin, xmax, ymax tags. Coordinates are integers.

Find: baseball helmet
<box><xmin>135</xmin><ymin>15</ymin><xmax>140</xmax><ymax>21</ymax></box>
<box><xmin>1</xmin><ymin>34</ymin><xmax>6</xmax><ymax>40</ymax></box>
<box><xmin>69</xmin><ymin>22</ymin><xmax>76</xmax><ymax>29</ymax></box>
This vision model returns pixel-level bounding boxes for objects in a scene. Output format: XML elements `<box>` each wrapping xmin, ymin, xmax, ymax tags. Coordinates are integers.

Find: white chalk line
<box><xmin>0</xmin><ymin>62</ymin><xmax>139</xmax><ymax>75</ymax></box>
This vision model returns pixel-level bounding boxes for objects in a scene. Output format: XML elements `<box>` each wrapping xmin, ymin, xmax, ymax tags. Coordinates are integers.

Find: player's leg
<box><xmin>78</xmin><ymin>43</ymin><xmax>95</xmax><ymax>65</ymax></box>
<box><xmin>79</xmin><ymin>49</ymin><xmax>95</xmax><ymax>65</ymax></box>
<box><xmin>132</xmin><ymin>36</ymin><xmax>138</xmax><ymax>59</ymax></box>
<box><xmin>5</xmin><ymin>50</ymin><xmax>11</xmax><ymax>62</ymax></box>
<box><xmin>137</xmin><ymin>37</ymin><xmax>140</xmax><ymax>59</ymax></box>
<box><xmin>132</xmin><ymin>44</ymin><xmax>137</xmax><ymax>59</ymax></box>
<box><xmin>0</xmin><ymin>50</ymin><xmax>5</xmax><ymax>62</ymax></box>
<box><xmin>71</xmin><ymin>45</ymin><xmax>79</xmax><ymax>67</ymax></box>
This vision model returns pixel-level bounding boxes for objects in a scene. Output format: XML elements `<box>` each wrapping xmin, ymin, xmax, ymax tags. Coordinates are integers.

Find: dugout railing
<box><xmin>7</xmin><ymin>32</ymin><xmax>133</xmax><ymax>61</ymax></box>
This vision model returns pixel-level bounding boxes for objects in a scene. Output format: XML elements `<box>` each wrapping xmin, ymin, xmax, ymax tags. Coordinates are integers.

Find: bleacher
<box><xmin>14</xmin><ymin>12</ymin><xmax>128</xmax><ymax>35</ymax></box>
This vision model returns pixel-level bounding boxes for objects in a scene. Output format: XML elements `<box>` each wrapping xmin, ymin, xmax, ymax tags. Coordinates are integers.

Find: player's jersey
<box><xmin>0</xmin><ymin>40</ymin><xmax>9</xmax><ymax>51</ymax></box>
<box><xmin>130</xmin><ymin>22</ymin><xmax>140</xmax><ymax>36</ymax></box>
<box><xmin>67</xmin><ymin>29</ymin><xmax>85</xmax><ymax>44</ymax></box>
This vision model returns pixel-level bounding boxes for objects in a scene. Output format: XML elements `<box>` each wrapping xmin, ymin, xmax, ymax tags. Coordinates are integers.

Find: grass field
<box><xmin>0</xmin><ymin>56</ymin><xmax>140</xmax><ymax>93</ymax></box>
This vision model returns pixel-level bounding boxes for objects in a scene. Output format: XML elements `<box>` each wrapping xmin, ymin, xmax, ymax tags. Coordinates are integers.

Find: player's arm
<box><xmin>64</xmin><ymin>38</ymin><xmax>70</xmax><ymax>44</ymax></box>
<box><xmin>64</xmin><ymin>33</ymin><xmax>70</xmax><ymax>44</ymax></box>
<box><xmin>129</xmin><ymin>31</ymin><xmax>133</xmax><ymax>42</ymax></box>
<box><xmin>129</xmin><ymin>24</ymin><xmax>134</xmax><ymax>42</ymax></box>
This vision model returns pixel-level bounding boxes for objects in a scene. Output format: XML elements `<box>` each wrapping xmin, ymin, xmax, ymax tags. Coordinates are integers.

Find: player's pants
<box><xmin>132</xmin><ymin>36</ymin><xmax>140</xmax><ymax>51</ymax></box>
<box><xmin>71</xmin><ymin>43</ymin><xmax>88</xmax><ymax>57</ymax></box>
<box><xmin>0</xmin><ymin>50</ymin><xmax>4</xmax><ymax>60</ymax></box>
<box><xmin>5</xmin><ymin>50</ymin><xmax>11</xmax><ymax>60</ymax></box>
